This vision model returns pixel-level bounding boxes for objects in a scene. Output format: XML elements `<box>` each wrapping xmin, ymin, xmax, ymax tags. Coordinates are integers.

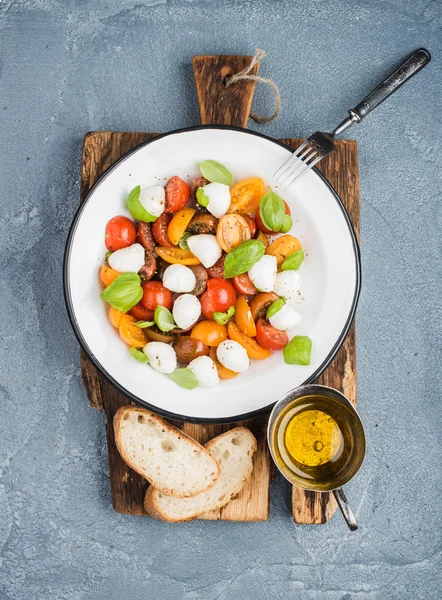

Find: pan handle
<box><xmin>333</xmin><ymin>488</ymin><xmax>358</xmax><ymax>531</ymax></box>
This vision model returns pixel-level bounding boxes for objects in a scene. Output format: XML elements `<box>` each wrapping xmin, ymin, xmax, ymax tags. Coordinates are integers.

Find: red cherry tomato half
<box><xmin>165</xmin><ymin>176</ymin><xmax>191</xmax><ymax>213</ymax></box>
<box><xmin>129</xmin><ymin>302</ymin><xmax>155</xmax><ymax>321</ymax></box>
<box><xmin>232</xmin><ymin>273</ymin><xmax>258</xmax><ymax>296</ymax></box>
<box><xmin>105</xmin><ymin>216</ymin><xmax>136</xmax><ymax>252</ymax></box>
<box><xmin>152</xmin><ymin>213</ymin><xmax>173</xmax><ymax>247</ymax></box>
<box><xmin>141</xmin><ymin>281</ymin><xmax>173</xmax><ymax>311</ymax></box>
<box><xmin>255</xmin><ymin>200</ymin><xmax>291</xmax><ymax>235</ymax></box>
<box><xmin>256</xmin><ymin>317</ymin><xmax>288</xmax><ymax>350</ymax></box>
<box><xmin>200</xmin><ymin>278</ymin><xmax>237</xmax><ymax>320</ymax></box>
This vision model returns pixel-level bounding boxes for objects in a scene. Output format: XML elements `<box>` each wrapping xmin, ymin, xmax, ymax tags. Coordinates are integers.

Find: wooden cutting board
<box><xmin>79</xmin><ymin>55</ymin><xmax>359</xmax><ymax>523</ymax></box>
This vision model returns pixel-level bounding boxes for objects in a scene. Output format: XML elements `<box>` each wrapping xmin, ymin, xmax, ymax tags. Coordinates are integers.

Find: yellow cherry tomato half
<box><xmin>119</xmin><ymin>314</ymin><xmax>148</xmax><ymax>348</ymax></box>
<box><xmin>109</xmin><ymin>306</ymin><xmax>125</xmax><ymax>328</ymax></box>
<box><xmin>156</xmin><ymin>246</ymin><xmax>201</xmax><ymax>265</ymax></box>
<box><xmin>234</xmin><ymin>295</ymin><xmax>256</xmax><ymax>337</ymax></box>
<box><xmin>191</xmin><ymin>320</ymin><xmax>227</xmax><ymax>347</ymax></box>
<box><xmin>228</xmin><ymin>177</ymin><xmax>266</xmax><ymax>214</ymax></box>
<box><xmin>216</xmin><ymin>213</ymin><xmax>251</xmax><ymax>253</ymax></box>
<box><xmin>209</xmin><ymin>347</ymin><xmax>238</xmax><ymax>379</ymax></box>
<box><xmin>167</xmin><ymin>207</ymin><xmax>196</xmax><ymax>246</ymax></box>
<box><xmin>99</xmin><ymin>264</ymin><xmax>119</xmax><ymax>287</ymax></box>
<box><xmin>227</xmin><ymin>321</ymin><xmax>271</xmax><ymax>360</ymax></box>
<box><xmin>265</xmin><ymin>235</ymin><xmax>302</xmax><ymax>267</ymax></box>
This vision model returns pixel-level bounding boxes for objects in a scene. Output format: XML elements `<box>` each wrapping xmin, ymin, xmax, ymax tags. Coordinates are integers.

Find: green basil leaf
<box><xmin>100</xmin><ymin>272</ymin><xmax>143</xmax><ymax>312</ymax></box>
<box><xmin>259</xmin><ymin>189</ymin><xmax>286</xmax><ymax>232</ymax></box>
<box><xmin>169</xmin><ymin>368</ymin><xmax>199</xmax><ymax>390</ymax></box>
<box><xmin>154</xmin><ymin>305</ymin><xmax>176</xmax><ymax>332</ymax></box>
<box><xmin>135</xmin><ymin>320</ymin><xmax>155</xmax><ymax>328</ymax></box>
<box><xmin>105</xmin><ymin>251</ymin><xmax>112</xmax><ymax>259</ymax></box>
<box><xmin>280</xmin><ymin>214</ymin><xmax>293</xmax><ymax>234</ymax></box>
<box><xmin>223</xmin><ymin>240</ymin><xmax>265</xmax><ymax>278</ymax></box>
<box><xmin>266</xmin><ymin>298</ymin><xmax>285</xmax><ymax>319</ymax></box>
<box><xmin>283</xmin><ymin>336</ymin><xmax>312</xmax><ymax>366</ymax></box>
<box><xmin>281</xmin><ymin>249</ymin><xmax>305</xmax><ymax>271</ymax></box>
<box><xmin>196</xmin><ymin>187</ymin><xmax>209</xmax><ymax>208</ymax></box>
<box><xmin>178</xmin><ymin>232</ymin><xmax>191</xmax><ymax>251</ymax></box>
<box><xmin>126</xmin><ymin>185</ymin><xmax>156</xmax><ymax>222</ymax></box>
<box><xmin>213</xmin><ymin>305</ymin><xmax>235</xmax><ymax>325</ymax></box>
<box><xmin>198</xmin><ymin>160</ymin><xmax>233</xmax><ymax>186</ymax></box>
<box><xmin>129</xmin><ymin>347</ymin><xmax>148</xmax><ymax>363</ymax></box>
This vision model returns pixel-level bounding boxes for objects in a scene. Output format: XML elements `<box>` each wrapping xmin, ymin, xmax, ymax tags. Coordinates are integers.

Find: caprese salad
<box><xmin>99</xmin><ymin>160</ymin><xmax>312</xmax><ymax>390</ymax></box>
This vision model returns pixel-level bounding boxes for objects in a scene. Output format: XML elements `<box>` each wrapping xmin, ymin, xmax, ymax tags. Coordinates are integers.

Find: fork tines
<box><xmin>274</xmin><ymin>137</ymin><xmax>324</xmax><ymax>189</ymax></box>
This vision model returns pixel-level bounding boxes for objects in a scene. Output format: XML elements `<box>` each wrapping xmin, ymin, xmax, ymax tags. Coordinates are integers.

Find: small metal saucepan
<box><xmin>268</xmin><ymin>384</ymin><xmax>366</xmax><ymax>531</ymax></box>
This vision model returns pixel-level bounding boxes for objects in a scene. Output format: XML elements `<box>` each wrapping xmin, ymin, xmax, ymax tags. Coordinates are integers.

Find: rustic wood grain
<box><xmin>78</xmin><ymin>55</ymin><xmax>359</xmax><ymax>523</ymax></box>
<box><xmin>282</xmin><ymin>138</ymin><xmax>360</xmax><ymax>524</ymax></box>
<box><xmin>193</xmin><ymin>55</ymin><xmax>259</xmax><ymax>127</ymax></box>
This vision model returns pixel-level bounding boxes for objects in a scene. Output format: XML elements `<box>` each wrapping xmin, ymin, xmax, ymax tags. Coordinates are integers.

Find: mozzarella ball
<box><xmin>108</xmin><ymin>243</ymin><xmax>145</xmax><ymax>273</ymax></box>
<box><xmin>199</xmin><ymin>182</ymin><xmax>231</xmax><ymax>218</ymax></box>
<box><xmin>248</xmin><ymin>255</ymin><xmax>277</xmax><ymax>292</ymax></box>
<box><xmin>269</xmin><ymin>304</ymin><xmax>301</xmax><ymax>331</ymax></box>
<box><xmin>187</xmin><ymin>234</ymin><xmax>222</xmax><ymax>268</ymax></box>
<box><xmin>187</xmin><ymin>355</ymin><xmax>220</xmax><ymax>387</ymax></box>
<box><xmin>172</xmin><ymin>294</ymin><xmax>201</xmax><ymax>330</ymax></box>
<box><xmin>143</xmin><ymin>342</ymin><xmax>177</xmax><ymax>374</ymax></box>
<box><xmin>216</xmin><ymin>340</ymin><xmax>249</xmax><ymax>373</ymax></box>
<box><xmin>162</xmin><ymin>264</ymin><xmax>196</xmax><ymax>293</ymax></box>
<box><xmin>274</xmin><ymin>270</ymin><xmax>302</xmax><ymax>300</ymax></box>
<box><xmin>139</xmin><ymin>186</ymin><xmax>166</xmax><ymax>218</ymax></box>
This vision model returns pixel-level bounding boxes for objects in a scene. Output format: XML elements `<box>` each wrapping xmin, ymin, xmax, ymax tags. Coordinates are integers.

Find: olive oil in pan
<box><xmin>273</xmin><ymin>396</ymin><xmax>356</xmax><ymax>488</ymax></box>
<box><xmin>284</xmin><ymin>410</ymin><xmax>343</xmax><ymax>467</ymax></box>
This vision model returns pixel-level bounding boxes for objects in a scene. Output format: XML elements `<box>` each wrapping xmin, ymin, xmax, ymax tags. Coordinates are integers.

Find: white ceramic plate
<box><xmin>64</xmin><ymin>126</ymin><xmax>360</xmax><ymax>422</ymax></box>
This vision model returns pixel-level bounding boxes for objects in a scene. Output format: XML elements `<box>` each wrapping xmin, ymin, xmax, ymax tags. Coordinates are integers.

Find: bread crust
<box><xmin>144</xmin><ymin>427</ymin><xmax>257</xmax><ymax>521</ymax></box>
<box><xmin>114</xmin><ymin>406</ymin><xmax>221</xmax><ymax>498</ymax></box>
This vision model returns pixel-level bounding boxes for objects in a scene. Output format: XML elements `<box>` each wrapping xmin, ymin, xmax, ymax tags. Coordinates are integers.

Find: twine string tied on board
<box><xmin>225</xmin><ymin>49</ymin><xmax>281</xmax><ymax>123</ymax></box>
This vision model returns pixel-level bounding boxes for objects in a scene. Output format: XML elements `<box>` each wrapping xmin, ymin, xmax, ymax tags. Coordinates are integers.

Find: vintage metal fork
<box><xmin>274</xmin><ymin>48</ymin><xmax>431</xmax><ymax>189</ymax></box>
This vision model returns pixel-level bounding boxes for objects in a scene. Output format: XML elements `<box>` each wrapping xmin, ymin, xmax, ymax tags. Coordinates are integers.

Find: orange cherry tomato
<box><xmin>232</xmin><ymin>273</ymin><xmax>258</xmax><ymax>296</ymax></box>
<box><xmin>105</xmin><ymin>216</ymin><xmax>136</xmax><ymax>252</ymax></box>
<box><xmin>99</xmin><ymin>264</ymin><xmax>120</xmax><ymax>287</ymax></box>
<box><xmin>141</xmin><ymin>281</ymin><xmax>173</xmax><ymax>311</ymax></box>
<box><xmin>119</xmin><ymin>314</ymin><xmax>148</xmax><ymax>348</ymax></box>
<box><xmin>256</xmin><ymin>317</ymin><xmax>288</xmax><ymax>350</ymax></box>
<box><xmin>227</xmin><ymin>321</ymin><xmax>271</xmax><ymax>360</ymax></box>
<box><xmin>234</xmin><ymin>295</ymin><xmax>256</xmax><ymax>337</ymax></box>
<box><xmin>266</xmin><ymin>235</ymin><xmax>302</xmax><ymax>267</ymax></box>
<box><xmin>167</xmin><ymin>208</ymin><xmax>196</xmax><ymax>246</ymax></box>
<box><xmin>109</xmin><ymin>306</ymin><xmax>125</xmax><ymax>328</ymax></box>
<box><xmin>200</xmin><ymin>278</ymin><xmax>237</xmax><ymax>320</ymax></box>
<box><xmin>152</xmin><ymin>213</ymin><xmax>173</xmax><ymax>247</ymax></box>
<box><xmin>165</xmin><ymin>176</ymin><xmax>191</xmax><ymax>213</ymax></box>
<box><xmin>155</xmin><ymin>246</ymin><xmax>201</xmax><ymax>265</ymax></box>
<box><xmin>191</xmin><ymin>321</ymin><xmax>227</xmax><ymax>347</ymax></box>
<box><xmin>209</xmin><ymin>347</ymin><xmax>238</xmax><ymax>379</ymax></box>
<box><xmin>256</xmin><ymin>200</ymin><xmax>291</xmax><ymax>235</ymax></box>
<box><xmin>228</xmin><ymin>178</ymin><xmax>266</xmax><ymax>214</ymax></box>
<box><xmin>130</xmin><ymin>302</ymin><xmax>155</xmax><ymax>321</ymax></box>
<box><xmin>249</xmin><ymin>292</ymin><xmax>279</xmax><ymax>321</ymax></box>
<box><xmin>216</xmin><ymin>214</ymin><xmax>251</xmax><ymax>253</ymax></box>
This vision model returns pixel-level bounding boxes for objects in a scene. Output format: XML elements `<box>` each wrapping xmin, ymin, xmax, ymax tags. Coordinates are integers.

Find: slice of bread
<box><xmin>114</xmin><ymin>406</ymin><xmax>221</xmax><ymax>498</ymax></box>
<box><xmin>144</xmin><ymin>427</ymin><xmax>257</xmax><ymax>522</ymax></box>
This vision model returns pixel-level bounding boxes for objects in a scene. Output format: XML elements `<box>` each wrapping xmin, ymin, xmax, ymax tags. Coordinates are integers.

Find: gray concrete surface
<box><xmin>1</xmin><ymin>0</ymin><xmax>441</xmax><ymax>598</ymax></box>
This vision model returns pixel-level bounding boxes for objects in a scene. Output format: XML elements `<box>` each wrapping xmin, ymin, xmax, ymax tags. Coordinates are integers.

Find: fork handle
<box><xmin>351</xmin><ymin>48</ymin><xmax>431</xmax><ymax>120</ymax></box>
